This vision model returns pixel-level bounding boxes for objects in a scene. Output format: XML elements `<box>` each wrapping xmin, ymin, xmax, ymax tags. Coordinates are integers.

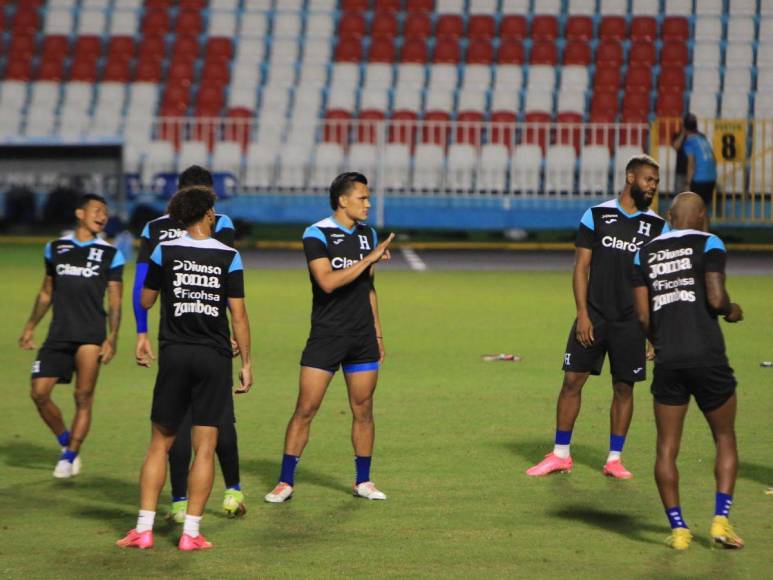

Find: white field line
<box><xmin>400</xmin><ymin>247</ymin><xmax>428</xmax><ymax>271</ymax></box>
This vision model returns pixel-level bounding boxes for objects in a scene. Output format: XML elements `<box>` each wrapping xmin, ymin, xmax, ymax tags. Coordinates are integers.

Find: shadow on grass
<box><xmin>499</xmin><ymin>438</ymin><xmax>606</xmax><ymax>472</ymax></box>
<box><xmin>550</xmin><ymin>506</ymin><xmax>665</xmax><ymax>546</ymax></box>
<box><xmin>240</xmin><ymin>457</ymin><xmax>348</xmax><ymax>495</ymax></box>
<box><xmin>0</xmin><ymin>440</ymin><xmax>58</xmax><ymax>471</ymax></box>
<box><xmin>738</xmin><ymin>461</ymin><xmax>773</xmax><ymax>486</ymax></box>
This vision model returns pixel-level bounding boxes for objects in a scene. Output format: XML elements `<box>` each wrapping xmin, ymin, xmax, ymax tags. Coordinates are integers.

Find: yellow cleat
<box><xmin>665</xmin><ymin>527</ymin><xmax>693</xmax><ymax>550</ymax></box>
<box><xmin>710</xmin><ymin>516</ymin><xmax>744</xmax><ymax>549</ymax></box>
<box><xmin>766</xmin><ymin>487</ymin><xmax>773</xmax><ymax>496</ymax></box>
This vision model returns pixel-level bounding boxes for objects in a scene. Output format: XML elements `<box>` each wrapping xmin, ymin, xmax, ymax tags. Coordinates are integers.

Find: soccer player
<box><xmin>133</xmin><ymin>165</ymin><xmax>246</xmax><ymax>521</ymax></box>
<box><xmin>264</xmin><ymin>172</ymin><xmax>394</xmax><ymax>503</ymax></box>
<box><xmin>18</xmin><ymin>194</ymin><xmax>124</xmax><ymax>479</ymax></box>
<box><xmin>117</xmin><ymin>186</ymin><xmax>252</xmax><ymax>551</ymax></box>
<box><xmin>633</xmin><ymin>192</ymin><xmax>744</xmax><ymax>551</ymax></box>
<box><xmin>526</xmin><ymin>155</ymin><xmax>668</xmax><ymax>479</ymax></box>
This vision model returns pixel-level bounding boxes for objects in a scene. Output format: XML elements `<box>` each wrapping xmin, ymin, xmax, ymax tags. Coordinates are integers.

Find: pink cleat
<box><xmin>178</xmin><ymin>533</ymin><xmax>213</xmax><ymax>551</ymax></box>
<box><xmin>603</xmin><ymin>459</ymin><xmax>633</xmax><ymax>479</ymax></box>
<box><xmin>526</xmin><ymin>453</ymin><xmax>573</xmax><ymax>476</ymax></box>
<box><xmin>116</xmin><ymin>529</ymin><xmax>153</xmax><ymax>549</ymax></box>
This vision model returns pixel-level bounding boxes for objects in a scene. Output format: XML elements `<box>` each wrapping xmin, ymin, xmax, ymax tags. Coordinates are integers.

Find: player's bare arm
<box><xmin>308</xmin><ymin>233</ymin><xmax>395</xmax><ymax>294</ymax></box>
<box><xmin>228</xmin><ymin>297</ymin><xmax>252</xmax><ymax>394</ymax></box>
<box><xmin>100</xmin><ymin>280</ymin><xmax>123</xmax><ymax>365</ymax></box>
<box><xmin>19</xmin><ymin>275</ymin><xmax>54</xmax><ymax>350</ymax></box>
<box><xmin>572</xmin><ymin>246</ymin><xmax>594</xmax><ymax>347</ymax></box>
<box><xmin>633</xmin><ymin>286</ymin><xmax>652</xmax><ymax>339</ymax></box>
<box><xmin>705</xmin><ymin>271</ymin><xmax>743</xmax><ymax>323</ymax></box>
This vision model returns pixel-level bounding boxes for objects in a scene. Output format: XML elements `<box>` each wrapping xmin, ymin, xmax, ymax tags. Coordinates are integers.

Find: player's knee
<box><xmin>612</xmin><ymin>382</ymin><xmax>633</xmax><ymax>399</ymax></box>
<box><xmin>293</xmin><ymin>403</ymin><xmax>320</xmax><ymax>421</ymax></box>
<box><xmin>73</xmin><ymin>389</ymin><xmax>94</xmax><ymax>408</ymax></box>
<box><xmin>352</xmin><ymin>403</ymin><xmax>373</xmax><ymax>423</ymax></box>
<box><xmin>561</xmin><ymin>376</ymin><xmax>585</xmax><ymax>394</ymax></box>
<box><xmin>30</xmin><ymin>388</ymin><xmax>50</xmax><ymax>407</ymax></box>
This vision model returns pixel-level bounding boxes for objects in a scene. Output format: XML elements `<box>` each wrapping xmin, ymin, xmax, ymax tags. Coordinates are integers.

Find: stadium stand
<box><xmin>0</xmin><ymin>0</ymin><xmax>769</xmax><ymax>200</ymax></box>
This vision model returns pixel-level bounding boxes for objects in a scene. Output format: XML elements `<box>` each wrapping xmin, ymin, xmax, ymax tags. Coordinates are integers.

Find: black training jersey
<box><xmin>137</xmin><ymin>213</ymin><xmax>235</xmax><ymax>263</ymax></box>
<box><xmin>576</xmin><ymin>198</ymin><xmax>669</xmax><ymax>321</ymax></box>
<box><xmin>144</xmin><ymin>235</ymin><xmax>244</xmax><ymax>356</ymax></box>
<box><xmin>44</xmin><ymin>235</ymin><xmax>125</xmax><ymax>344</ymax></box>
<box><xmin>632</xmin><ymin>229</ymin><xmax>729</xmax><ymax>369</ymax></box>
<box><xmin>302</xmin><ymin>217</ymin><xmax>378</xmax><ymax>337</ymax></box>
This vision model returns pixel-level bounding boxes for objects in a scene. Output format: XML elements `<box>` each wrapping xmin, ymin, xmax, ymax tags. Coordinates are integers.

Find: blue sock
<box><xmin>610</xmin><ymin>434</ymin><xmax>626</xmax><ymax>453</ymax></box>
<box><xmin>715</xmin><ymin>492</ymin><xmax>733</xmax><ymax>517</ymax></box>
<box><xmin>554</xmin><ymin>430</ymin><xmax>572</xmax><ymax>445</ymax></box>
<box><xmin>172</xmin><ymin>496</ymin><xmax>188</xmax><ymax>503</ymax></box>
<box><xmin>227</xmin><ymin>484</ymin><xmax>241</xmax><ymax>491</ymax></box>
<box><xmin>60</xmin><ymin>449</ymin><xmax>78</xmax><ymax>464</ymax></box>
<box><xmin>57</xmin><ymin>430</ymin><xmax>71</xmax><ymax>447</ymax></box>
<box><xmin>666</xmin><ymin>506</ymin><xmax>688</xmax><ymax>529</ymax></box>
<box><xmin>355</xmin><ymin>456</ymin><xmax>372</xmax><ymax>485</ymax></box>
<box><xmin>280</xmin><ymin>454</ymin><xmax>300</xmax><ymax>486</ymax></box>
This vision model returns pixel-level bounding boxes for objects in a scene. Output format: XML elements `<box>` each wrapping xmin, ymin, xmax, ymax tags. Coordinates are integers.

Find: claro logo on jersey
<box><xmin>159</xmin><ymin>228</ymin><xmax>186</xmax><ymax>241</ymax></box>
<box><xmin>331</xmin><ymin>255</ymin><xmax>364</xmax><ymax>269</ymax></box>
<box><xmin>56</xmin><ymin>262</ymin><xmax>101</xmax><ymax>277</ymax></box>
<box><xmin>172</xmin><ymin>260</ymin><xmax>222</xmax><ymax>288</ymax></box>
<box><xmin>602</xmin><ymin>235</ymin><xmax>643</xmax><ymax>253</ymax></box>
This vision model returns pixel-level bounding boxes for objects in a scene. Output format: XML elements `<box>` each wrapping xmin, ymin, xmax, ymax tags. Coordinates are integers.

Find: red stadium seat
<box><xmin>223</xmin><ymin>107</ymin><xmax>253</xmax><ymax>149</ymax></box>
<box><xmin>595</xmin><ymin>40</ymin><xmax>623</xmax><ymax>67</ymax></box>
<box><xmin>5</xmin><ymin>59</ymin><xmax>32</xmax><ymax>80</ymax></box>
<box><xmin>179</xmin><ymin>0</ymin><xmax>207</xmax><ymax>7</ymax></box>
<box><xmin>375</xmin><ymin>0</ymin><xmax>403</xmax><ymax>12</ymax></box>
<box><xmin>102</xmin><ymin>59</ymin><xmax>131</xmax><ymax>82</ymax></box>
<box><xmin>433</xmin><ymin>37</ymin><xmax>460</xmax><ymax>63</ymax></box>
<box><xmin>500</xmin><ymin>15</ymin><xmax>528</xmax><ymax>41</ymax></box>
<box><xmin>466</xmin><ymin>39</ymin><xmax>493</xmax><ymax>64</ymax></box>
<box><xmin>74</xmin><ymin>36</ymin><xmax>102</xmax><ymax>60</ymax></box>
<box><xmin>662</xmin><ymin>17</ymin><xmax>689</xmax><ymax>42</ymax></box>
<box><xmin>137</xmin><ymin>35</ymin><xmax>166</xmax><ymax>60</ymax></box>
<box><xmin>134</xmin><ymin>59</ymin><xmax>163</xmax><ymax>82</ymax></box>
<box><xmin>0</xmin><ymin>10</ymin><xmax>5</xmax><ymax>33</ymax></box>
<box><xmin>564</xmin><ymin>41</ymin><xmax>590</xmax><ymax>65</ymax></box>
<box><xmin>556</xmin><ymin>112</ymin><xmax>583</xmax><ymax>152</ymax></box>
<box><xmin>497</xmin><ymin>40</ymin><xmax>524</xmax><ymax>64</ymax></box>
<box><xmin>599</xmin><ymin>16</ymin><xmax>627</xmax><ymax>41</ymax></box>
<box><xmin>341</xmin><ymin>0</ymin><xmax>370</xmax><ymax>9</ymax></box>
<box><xmin>70</xmin><ymin>57</ymin><xmax>98</xmax><ymax>82</ymax></box>
<box><xmin>368</xmin><ymin>37</ymin><xmax>395</xmax><ymax>62</ymax></box>
<box><xmin>405</xmin><ymin>0</ymin><xmax>434</xmax><ymax>11</ymax></box>
<box><xmin>403</xmin><ymin>11</ymin><xmax>432</xmax><ymax>38</ymax></box>
<box><xmin>323</xmin><ymin>109</ymin><xmax>352</xmax><ymax>145</ymax></box>
<box><xmin>108</xmin><ymin>37</ymin><xmax>135</xmax><ymax>61</ymax></box>
<box><xmin>163</xmin><ymin>84</ymin><xmax>191</xmax><ymax>109</ymax></box>
<box><xmin>590</xmin><ymin>91</ymin><xmax>619</xmax><ymax>119</ymax></box>
<box><xmin>490</xmin><ymin>111</ymin><xmax>517</xmax><ymax>148</ymax></box>
<box><xmin>335</xmin><ymin>37</ymin><xmax>362</xmax><ymax>62</ymax></box>
<box><xmin>565</xmin><ymin>16</ymin><xmax>593</xmax><ymax>41</ymax></box>
<box><xmin>658</xmin><ymin>66</ymin><xmax>686</xmax><ymax>94</ymax></box>
<box><xmin>530</xmin><ymin>41</ymin><xmax>557</xmax><ymax>65</ymax></box>
<box><xmin>630</xmin><ymin>16</ymin><xmax>658</xmax><ymax>42</ymax></box>
<box><xmin>371</xmin><ymin>11</ymin><xmax>398</xmax><ymax>39</ymax></box>
<box><xmin>206</xmin><ymin>38</ymin><xmax>233</xmax><ymax>61</ymax></box>
<box><xmin>435</xmin><ymin>14</ymin><xmax>464</xmax><ymax>39</ymax></box>
<box><xmin>358</xmin><ymin>109</ymin><xmax>386</xmax><ymax>143</ymax></box>
<box><xmin>9</xmin><ymin>35</ymin><xmax>37</xmax><ymax>60</ymax></box>
<box><xmin>42</xmin><ymin>35</ymin><xmax>69</xmax><ymax>60</ymax></box>
<box><xmin>172</xmin><ymin>35</ymin><xmax>199</xmax><ymax>59</ymax></box>
<box><xmin>657</xmin><ymin>92</ymin><xmax>684</xmax><ymax>117</ymax></box>
<box><xmin>176</xmin><ymin>10</ymin><xmax>203</xmax><ymax>36</ymax></box>
<box><xmin>201</xmin><ymin>59</ymin><xmax>230</xmax><ymax>84</ymax></box>
<box><xmin>468</xmin><ymin>15</ymin><xmax>496</xmax><ymax>40</ymax></box>
<box><xmin>36</xmin><ymin>59</ymin><xmax>64</xmax><ymax>81</ymax></box>
<box><xmin>197</xmin><ymin>85</ymin><xmax>224</xmax><ymax>111</ymax></box>
<box><xmin>625</xmin><ymin>65</ymin><xmax>652</xmax><ymax>93</ymax></box>
<box><xmin>531</xmin><ymin>15</ymin><xmax>559</xmax><ymax>41</ymax></box>
<box><xmin>660</xmin><ymin>41</ymin><xmax>688</xmax><ymax>67</ymax></box>
<box><xmin>338</xmin><ymin>12</ymin><xmax>367</xmax><ymax>40</ymax></box>
<box><xmin>455</xmin><ymin>111</ymin><xmax>485</xmax><ymax>146</ymax></box>
<box><xmin>168</xmin><ymin>59</ymin><xmax>196</xmax><ymax>85</ymax></box>
<box><xmin>13</xmin><ymin>8</ymin><xmax>40</xmax><ymax>35</ymax></box>
<box><xmin>628</xmin><ymin>41</ymin><xmax>656</xmax><ymax>67</ymax></box>
<box><xmin>389</xmin><ymin>110</ymin><xmax>418</xmax><ymax>145</ymax></box>
<box><xmin>421</xmin><ymin>111</ymin><xmax>451</xmax><ymax>146</ymax></box>
<box><xmin>622</xmin><ymin>92</ymin><xmax>650</xmax><ymax>120</ymax></box>
<box><xmin>146</xmin><ymin>0</ymin><xmax>174</xmax><ymax>7</ymax></box>
<box><xmin>524</xmin><ymin>111</ymin><xmax>551</xmax><ymax>151</ymax></box>
<box><xmin>593</xmin><ymin>66</ymin><xmax>620</xmax><ymax>91</ymax></box>
<box><xmin>401</xmin><ymin>38</ymin><xmax>428</xmax><ymax>63</ymax></box>
<box><xmin>142</xmin><ymin>9</ymin><xmax>170</xmax><ymax>37</ymax></box>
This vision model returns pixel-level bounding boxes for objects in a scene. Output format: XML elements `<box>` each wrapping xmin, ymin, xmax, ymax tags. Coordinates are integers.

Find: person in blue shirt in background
<box><xmin>674</xmin><ymin>114</ymin><xmax>717</xmax><ymax>226</ymax></box>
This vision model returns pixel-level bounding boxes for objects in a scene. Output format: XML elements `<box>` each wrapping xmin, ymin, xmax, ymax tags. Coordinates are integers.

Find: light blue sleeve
<box><xmin>141</xmin><ymin>223</ymin><xmax>150</xmax><ymax>239</ymax></box>
<box><xmin>150</xmin><ymin>245</ymin><xmax>163</xmax><ymax>266</ymax></box>
<box><xmin>216</xmin><ymin>214</ymin><xmax>235</xmax><ymax>233</ymax></box>
<box><xmin>705</xmin><ymin>235</ymin><xmax>726</xmax><ymax>253</ymax></box>
<box><xmin>44</xmin><ymin>242</ymin><xmax>52</xmax><ymax>261</ymax></box>
<box><xmin>580</xmin><ymin>208</ymin><xmax>594</xmax><ymax>230</ymax></box>
<box><xmin>633</xmin><ymin>250</ymin><xmax>641</xmax><ymax>266</ymax></box>
<box><xmin>661</xmin><ymin>221</ymin><xmax>671</xmax><ymax>234</ymax></box>
<box><xmin>303</xmin><ymin>225</ymin><xmax>327</xmax><ymax>246</ymax></box>
<box><xmin>110</xmin><ymin>249</ymin><xmax>126</xmax><ymax>269</ymax></box>
<box><xmin>229</xmin><ymin>251</ymin><xmax>244</xmax><ymax>273</ymax></box>
<box><xmin>371</xmin><ymin>227</ymin><xmax>378</xmax><ymax>248</ymax></box>
<box><xmin>682</xmin><ymin>137</ymin><xmax>696</xmax><ymax>156</ymax></box>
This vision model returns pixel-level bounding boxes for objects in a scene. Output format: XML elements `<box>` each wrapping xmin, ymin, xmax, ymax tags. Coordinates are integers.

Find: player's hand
<box><xmin>368</xmin><ymin>233</ymin><xmax>396</xmax><ymax>264</ymax></box>
<box><xmin>235</xmin><ymin>364</ymin><xmax>252</xmax><ymax>394</ymax></box>
<box><xmin>377</xmin><ymin>336</ymin><xmax>385</xmax><ymax>364</ymax></box>
<box><xmin>646</xmin><ymin>342</ymin><xmax>655</xmax><ymax>361</ymax></box>
<box><xmin>135</xmin><ymin>333</ymin><xmax>155</xmax><ymax>367</ymax></box>
<box><xmin>100</xmin><ymin>338</ymin><xmax>116</xmax><ymax>365</ymax></box>
<box><xmin>575</xmin><ymin>313</ymin><xmax>595</xmax><ymax>348</ymax></box>
<box><xmin>724</xmin><ymin>303</ymin><xmax>743</xmax><ymax>323</ymax></box>
<box><xmin>379</xmin><ymin>249</ymin><xmax>391</xmax><ymax>262</ymax></box>
<box><xmin>231</xmin><ymin>338</ymin><xmax>240</xmax><ymax>358</ymax></box>
<box><xmin>18</xmin><ymin>327</ymin><xmax>36</xmax><ymax>350</ymax></box>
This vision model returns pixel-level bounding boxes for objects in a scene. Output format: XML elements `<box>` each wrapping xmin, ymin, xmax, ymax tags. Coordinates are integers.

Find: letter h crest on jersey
<box><xmin>358</xmin><ymin>235</ymin><xmax>371</xmax><ymax>250</ymax></box>
<box><xmin>637</xmin><ymin>221</ymin><xmax>652</xmax><ymax>237</ymax></box>
<box><xmin>87</xmin><ymin>247</ymin><xmax>104</xmax><ymax>262</ymax></box>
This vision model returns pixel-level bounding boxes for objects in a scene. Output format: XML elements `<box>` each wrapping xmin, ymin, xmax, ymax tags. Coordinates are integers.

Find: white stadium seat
<box><xmin>557</xmin><ymin>90</ymin><xmax>585</xmax><ymax>115</ymax></box>
<box><xmin>721</xmin><ymin>92</ymin><xmax>749</xmax><ymax>118</ymax></box>
<box><xmin>301</xmin><ymin>39</ymin><xmax>332</xmax><ymax>65</ymax></box>
<box><xmin>567</xmin><ymin>0</ymin><xmax>596</xmax><ymax>15</ymax></box>
<box><xmin>494</xmin><ymin>66</ymin><xmax>523</xmax><ymax>92</ymax></box>
<box><xmin>178</xmin><ymin>141</ymin><xmax>209</xmax><ymax>172</ymax></box>
<box><xmin>395</xmin><ymin>64</ymin><xmax>426</xmax><ymax>89</ymax></box>
<box><xmin>359</xmin><ymin>88</ymin><xmax>389</xmax><ymax>112</ymax></box>
<box><xmin>656</xmin><ymin>145</ymin><xmax>677</xmax><ymax>194</ymax></box>
<box><xmin>382</xmin><ymin>143</ymin><xmax>411</xmax><ymax>190</ymax></box>
<box><xmin>695</xmin><ymin>0</ymin><xmax>724</xmax><ymax>14</ymax></box>
<box><xmin>692</xmin><ymin>42</ymin><xmax>722</xmax><ymax>67</ymax></box>
<box><xmin>209</xmin><ymin>12</ymin><xmax>237</xmax><ymax>37</ymax></box>
<box><xmin>363</xmin><ymin>63</ymin><xmax>394</xmax><ymax>90</ymax></box>
<box><xmin>306</xmin><ymin>13</ymin><xmax>335</xmax><ymax>39</ymax></box>
<box><xmin>692</xmin><ymin>67</ymin><xmax>721</xmax><ymax>93</ymax></box>
<box><xmin>631</xmin><ymin>0</ymin><xmax>660</xmax><ymax>15</ymax></box>
<box><xmin>545</xmin><ymin>145</ymin><xmax>576</xmax><ymax>194</ymax></box>
<box><xmin>462</xmin><ymin>65</ymin><xmax>493</xmax><ymax>91</ymax></box>
<box><xmin>527</xmin><ymin>66</ymin><xmax>556</xmax><ymax>92</ymax></box>
<box><xmin>44</xmin><ymin>10</ymin><xmax>74</xmax><ymax>35</ymax></box>
<box><xmin>725</xmin><ymin>44</ymin><xmax>754</xmax><ymax>68</ymax></box>
<box><xmin>436</xmin><ymin>0</ymin><xmax>466</xmax><ymax>13</ymax></box>
<box><xmin>428</xmin><ymin>65</ymin><xmax>458</xmax><ymax>91</ymax></box>
<box><xmin>278</xmin><ymin>143</ymin><xmax>312</xmax><ymax>188</ymax></box>
<box><xmin>330</xmin><ymin>63</ymin><xmax>360</xmax><ymax>88</ymax></box>
<box><xmin>298</xmin><ymin>62</ymin><xmax>328</xmax><ymax>87</ymax></box>
<box><xmin>142</xmin><ymin>140</ymin><xmax>175</xmax><ymax>185</ymax></box>
<box><xmin>110</xmin><ymin>10</ymin><xmax>139</xmax><ymax>36</ymax></box>
<box><xmin>25</xmin><ymin>111</ymin><xmax>57</xmax><ymax>137</ymax></box>
<box><xmin>412</xmin><ymin>143</ymin><xmax>445</xmax><ymax>190</ymax></box>
<box><xmin>532</xmin><ymin>0</ymin><xmax>562</xmax><ymax>15</ymax></box>
<box><xmin>755</xmin><ymin>93</ymin><xmax>773</xmax><ymax>117</ymax></box>
<box><xmin>212</xmin><ymin>141</ymin><xmax>243</xmax><ymax>177</ymax></box>
<box><xmin>477</xmin><ymin>144</ymin><xmax>509</xmax><ymax>192</ymax></box>
<box><xmin>244</xmin><ymin>142</ymin><xmax>277</xmax><ymax>189</ymax></box>
<box><xmin>425</xmin><ymin>88</ymin><xmax>454</xmax><ymax>113</ymax></box>
<box><xmin>694</xmin><ymin>17</ymin><xmax>723</xmax><ymax>41</ymax></box>
<box><xmin>664</xmin><ymin>0</ymin><xmax>693</xmax><ymax>15</ymax></box>
<box><xmin>446</xmin><ymin>143</ymin><xmax>478</xmax><ymax>191</ymax></box>
<box><xmin>511</xmin><ymin>145</ymin><xmax>543</xmax><ymax>194</ymax></box>
<box><xmin>78</xmin><ymin>10</ymin><xmax>107</xmax><ymax>35</ymax></box>
<box><xmin>273</xmin><ymin>13</ymin><xmax>302</xmax><ymax>38</ymax></box>
<box><xmin>0</xmin><ymin>81</ymin><xmax>28</xmax><ymax>109</ymax></box>
<box><xmin>239</xmin><ymin>11</ymin><xmax>269</xmax><ymax>38</ymax></box>
<box><xmin>524</xmin><ymin>89</ymin><xmax>553</xmax><ymax>115</ymax></box>
<box><xmin>393</xmin><ymin>87</ymin><xmax>422</xmax><ymax>113</ymax></box>
<box><xmin>501</xmin><ymin>0</ymin><xmax>530</xmax><ymax>12</ymax></box>
<box><xmin>724</xmin><ymin>68</ymin><xmax>752</xmax><ymax>92</ymax></box>
<box><xmin>727</xmin><ymin>17</ymin><xmax>756</xmax><ymax>42</ymax></box>
<box><xmin>599</xmin><ymin>0</ymin><xmax>628</xmax><ymax>15</ymax></box>
<box><xmin>311</xmin><ymin>143</ymin><xmax>345</xmax><ymax>188</ymax></box>
<box><xmin>579</xmin><ymin>145</ymin><xmax>611</xmax><ymax>195</ymax></box>
<box><xmin>347</xmin><ymin>143</ymin><xmax>379</xmax><ymax>176</ymax></box>
<box><xmin>491</xmin><ymin>89</ymin><xmax>520</xmax><ymax>113</ymax></box>
<box><xmin>729</xmin><ymin>0</ymin><xmax>757</xmax><ymax>15</ymax></box>
<box><xmin>689</xmin><ymin>92</ymin><xmax>718</xmax><ymax>117</ymax></box>
<box><xmin>561</xmin><ymin>66</ymin><xmax>589</xmax><ymax>91</ymax></box>
<box><xmin>457</xmin><ymin>90</ymin><xmax>487</xmax><ymax>113</ymax></box>
<box><xmin>326</xmin><ymin>87</ymin><xmax>357</xmax><ymax>113</ymax></box>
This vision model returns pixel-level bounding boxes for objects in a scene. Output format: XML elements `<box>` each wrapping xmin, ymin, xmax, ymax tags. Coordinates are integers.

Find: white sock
<box><xmin>607</xmin><ymin>450</ymin><xmax>621</xmax><ymax>463</ymax></box>
<box><xmin>136</xmin><ymin>510</ymin><xmax>155</xmax><ymax>533</ymax></box>
<box><xmin>183</xmin><ymin>514</ymin><xmax>202</xmax><ymax>538</ymax></box>
<box><xmin>553</xmin><ymin>444</ymin><xmax>571</xmax><ymax>459</ymax></box>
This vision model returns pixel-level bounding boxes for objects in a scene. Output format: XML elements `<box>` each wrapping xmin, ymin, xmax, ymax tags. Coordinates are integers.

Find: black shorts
<box><xmin>300</xmin><ymin>334</ymin><xmax>380</xmax><ymax>374</ymax></box>
<box><xmin>562</xmin><ymin>316</ymin><xmax>646</xmax><ymax>383</ymax></box>
<box><xmin>151</xmin><ymin>344</ymin><xmax>233</xmax><ymax>430</ymax></box>
<box><xmin>31</xmin><ymin>341</ymin><xmax>100</xmax><ymax>384</ymax></box>
<box><xmin>651</xmin><ymin>365</ymin><xmax>736</xmax><ymax>413</ymax></box>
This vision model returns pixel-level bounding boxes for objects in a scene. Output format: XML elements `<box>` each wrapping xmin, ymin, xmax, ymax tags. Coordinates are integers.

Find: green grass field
<box><xmin>1</xmin><ymin>243</ymin><xmax>771</xmax><ymax>579</ymax></box>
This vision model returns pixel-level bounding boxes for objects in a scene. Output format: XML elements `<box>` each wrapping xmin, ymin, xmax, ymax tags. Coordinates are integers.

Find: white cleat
<box><xmin>53</xmin><ymin>459</ymin><xmax>74</xmax><ymax>479</ymax></box>
<box><xmin>61</xmin><ymin>448</ymin><xmax>81</xmax><ymax>476</ymax></box>
<box><xmin>264</xmin><ymin>482</ymin><xmax>293</xmax><ymax>503</ymax></box>
<box><xmin>353</xmin><ymin>481</ymin><xmax>387</xmax><ymax>500</ymax></box>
